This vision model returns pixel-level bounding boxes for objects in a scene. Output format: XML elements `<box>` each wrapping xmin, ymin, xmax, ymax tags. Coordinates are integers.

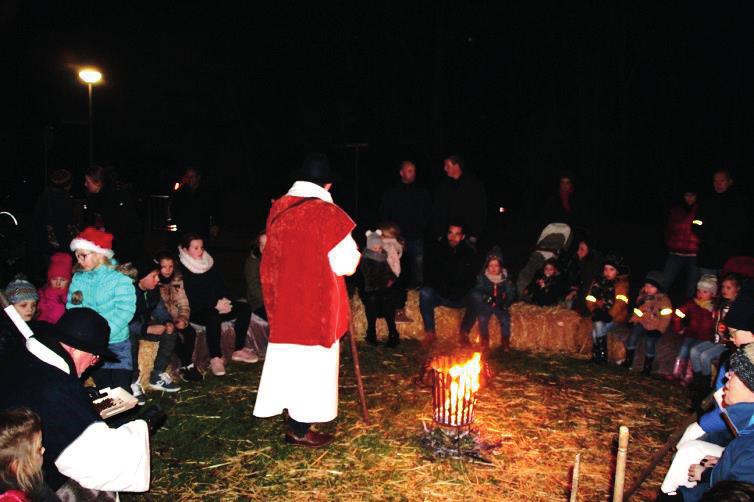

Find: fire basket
<box><xmin>429</xmin><ymin>352</ymin><xmax>482</xmax><ymax>427</ymax></box>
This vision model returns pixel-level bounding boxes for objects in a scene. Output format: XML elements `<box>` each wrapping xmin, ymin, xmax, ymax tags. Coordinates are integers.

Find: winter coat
<box><xmin>585</xmin><ymin>274</ymin><xmax>630</xmax><ymax>324</ymax></box>
<box><xmin>33</xmin><ymin>186</ymin><xmax>76</xmax><ymax>253</ymax></box>
<box><xmin>244</xmin><ymin>253</ymin><xmax>264</xmax><ymax>312</ymax></box>
<box><xmin>83</xmin><ymin>184</ymin><xmax>142</xmax><ymax>255</ymax></box>
<box><xmin>693</xmin><ymin>188</ymin><xmax>750</xmax><ymax>269</ymax></box>
<box><xmin>67</xmin><ymin>265</ymin><xmax>136</xmax><ymax>344</ymax></box>
<box><xmin>360</xmin><ymin>250</ymin><xmax>396</xmax><ymax>293</ymax></box>
<box><xmin>36</xmin><ymin>285</ymin><xmax>68</xmax><ymax>324</ymax></box>
<box><xmin>432</xmin><ymin>173</ymin><xmax>487</xmax><ymax>240</ymax></box>
<box><xmin>424</xmin><ymin>240</ymin><xmax>477</xmax><ymax>302</ymax></box>
<box><xmin>379</xmin><ymin>182</ymin><xmax>432</xmax><ymax>239</ymax></box>
<box><xmin>678</xmin><ymin>402</ymin><xmax>754</xmax><ymax>502</ymax></box>
<box><xmin>560</xmin><ymin>248</ymin><xmax>603</xmax><ymax>312</ymax></box>
<box><xmin>672</xmin><ymin>298</ymin><xmax>715</xmax><ymax>341</ymax></box>
<box><xmin>179</xmin><ymin>263</ymin><xmax>231</xmax><ymax>314</ymax></box>
<box><xmin>129</xmin><ymin>286</ymin><xmax>167</xmax><ymax>337</ymax></box>
<box><xmin>527</xmin><ymin>271</ymin><xmax>567</xmax><ymax>307</ymax></box>
<box><xmin>629</xmin><ymin>292</ymin><xmax>672</xmax><ymax>333</ymax></box>
<box><xmin>159</xmin><ymin>271</ymin><xmax>191</xmax><ymax>324</ymax></box>
<box><xmin>473</xmin><ymin>273</ymin><xmax>515</xmax><ymax>311</ymax></box>
<box><xmin>665</xmin><ymin>203</ymin><xmax>700</xmax><ymax>255</ymax></box>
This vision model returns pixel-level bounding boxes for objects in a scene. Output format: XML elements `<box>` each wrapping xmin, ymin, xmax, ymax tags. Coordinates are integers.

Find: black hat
<box><xmin>644</xmin><ymin>270</ymin><xmax>665</xmax><ymax>292</ymax></box>
<box><xmin>293</xmin><ymin>153</ymin><xmax>339</xmax><ymax>185</ymax></box>
<box><xmin>726</xmin><ymin>295</ymin><xmax>754</xmax><ymax>332</ymax></box>
<box><xmin>56</xmin><ymin>308</ymin><xmax>117</xmax><ymax>360</ymax></box>
<box><xmin>603</xmin><ymin>253</ymin><xmax>626</xmax><ymax>273</ymax></box>
<box><xmin>133</xmin><ymin>257</ymin><xmax>160</xmax><ymax>280</ymax></box>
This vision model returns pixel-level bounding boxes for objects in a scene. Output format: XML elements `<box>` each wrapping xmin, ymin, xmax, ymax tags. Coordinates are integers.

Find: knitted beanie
<box><xmin>70</xmin><ymin>226</ymin><xmax>114</xmax><ymax>259</ymax></box>
<box><xmin>5</xmin><ymin>277</ymin><xmax>38</xmax><ymax>304</ymax></box>
<box><xmin>729</xmin><ymin>344</ymin><xmax>754</xmax><ymax>391</ymax></box>
<box><xmin>697</xmin><ymin>274</ymin><xmax>718</xmax><ymax>294</ymax></box>
<box><xmin>47</xmin><ymin>252</ymin><xmax>73</xmax><ymax>282</ymax></box>
<box><xmin>644</xmin><ymin>270</ymin><xmax>665</xmax><ymax>292</ymax></box>
<box><xmin>366</xmin><ymin>230</ymin><xmax>383</xmax><ymax>249</ymax></box>
<box><xmin>726</xmin><ymin>295</ymin><xmax>754</xmax><ymax>332</ymax></box>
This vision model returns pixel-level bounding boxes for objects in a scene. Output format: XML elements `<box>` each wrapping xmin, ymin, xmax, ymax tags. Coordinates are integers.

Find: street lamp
<box><xmin>78</xmin><ymin>68</ymin><xmax>103</xmax><ymax>167</ymax></box>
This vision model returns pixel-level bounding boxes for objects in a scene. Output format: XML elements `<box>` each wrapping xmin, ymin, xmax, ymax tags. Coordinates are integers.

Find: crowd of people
<box><xmin>0</xmin><ymin>154</ymin><xmax>752</xmax><ymax>499</ymax></box>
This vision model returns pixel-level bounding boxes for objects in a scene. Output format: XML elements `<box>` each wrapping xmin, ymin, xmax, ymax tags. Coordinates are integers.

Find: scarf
<box><xmin>485</xmin><ymin>272</ymin><xmax>504</xmax><ymax>284</ymax></box>
<box><xmin>178</xmin><ymin>246</ymin><xmax>214</xmax><ymax>274</ymax></box>
<box><xmin>364</xmin><ymin>248</ymin><xmax>387</xmax><ymax>262</ymax></box>
<box><xmin>694</xmin><ymin>297</ymin><xmax>714</xmax><ymax>312</ymax></box>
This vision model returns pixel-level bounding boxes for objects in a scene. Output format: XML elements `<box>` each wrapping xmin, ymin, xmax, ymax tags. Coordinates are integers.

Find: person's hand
<box><xmin>565</xmin><ymin>291</ymin><xmax>577</xmax><ymax>301</ymax></box>
<box><xmin>700</xmin><ymin>455</ymin><xmax>719</xmax><ymax>468</ymax></box>
<box><xmin>147</xmin><ymin>325</ymin><xmax>166</xmax><ymax>336</ymax></box>
<box><xmin>536</xmin><ymin>279</ymin><xmax>545</xmax><ymax>288</ymax></box>
<box><xmin>175</xmin><ymin>318</ymin><xmax>187</xmax><ymax>330</ymax></box>
<box><xmin>164</xmin><ymin>322</ymin><xmax>175</xmax><ymax>334</ymax></box>
<box><xmin>687</xmin><ymin>463</ymin><xmax>706</xmax><ymax>482</ymax></box>
<box><xmin>215</xmin><ymin>298</ymin><xmax>232</xmax><ymax>314</ymax></box>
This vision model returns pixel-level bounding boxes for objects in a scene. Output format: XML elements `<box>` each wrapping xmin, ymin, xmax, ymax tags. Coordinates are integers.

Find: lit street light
<box><xmin>78</xmin><ymin>68</ymin><xmax>103</xmax><ymax>167</ymax></box>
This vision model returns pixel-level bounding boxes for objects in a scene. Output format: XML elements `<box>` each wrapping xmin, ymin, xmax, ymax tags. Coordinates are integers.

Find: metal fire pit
<box><xmin>429</xmin><ymin>352</ymin><xmax>482</xmax><ymax>428</ymax></box>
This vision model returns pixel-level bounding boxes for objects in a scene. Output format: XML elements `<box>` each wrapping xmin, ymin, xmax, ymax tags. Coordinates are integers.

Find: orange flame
<box><xmin>432</xmin><ymin>352</ymin><xmax>482</xmax><ymax>426</ymax></box>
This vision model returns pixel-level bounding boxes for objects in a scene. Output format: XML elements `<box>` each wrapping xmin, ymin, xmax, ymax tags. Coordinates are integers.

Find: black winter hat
<box><xmin>56</xmin><ymin>308</ymin><xmax>117</xmax><ymax>360</ymax></box>
<box><xmin>644</xmin><ymin>270</ymin><xmax>665</xmax><ymax>292</ymax></box>
<box><xmin>726</xmin><ymin>295</ymin><xmax>754</xmax><ymax>332</ymax></box>
<box><xmin>603</xmin><ymin>253</ymin><xmax>626</xmax><ymax>274</ymax></box>
<box><xmin>293</xmin><ymin>153</ymin><xmax>339</xmax><ymax>185</ymax></box>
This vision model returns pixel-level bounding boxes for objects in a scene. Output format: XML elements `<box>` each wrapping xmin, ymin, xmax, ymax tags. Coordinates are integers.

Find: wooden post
<box><xmin>569</xmin><ymin>453</ymin><xmax>581</xmax><ymax>502</ymax></box>
<box><xmin>348</xmin><ymin>331</ymin><xmax>370</xmax><ymax>424</ymax></box>
<box><xmin>613</xmin><ymin>426</ymin><xmax>629</xmax><ymax>502</ymax></box>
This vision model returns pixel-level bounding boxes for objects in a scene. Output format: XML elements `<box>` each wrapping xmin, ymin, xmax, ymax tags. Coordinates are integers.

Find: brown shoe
<box><xmin>285</xmin><ymin>430</ymin><xmax>334</xmax><ymax>448</ymax></box>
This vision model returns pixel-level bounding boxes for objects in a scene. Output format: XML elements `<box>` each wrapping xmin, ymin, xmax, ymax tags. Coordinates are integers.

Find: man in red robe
<box><xmin>253</xmin><ymin>153</ymin><xmax>361</xmax><ymax>447</ymax></box>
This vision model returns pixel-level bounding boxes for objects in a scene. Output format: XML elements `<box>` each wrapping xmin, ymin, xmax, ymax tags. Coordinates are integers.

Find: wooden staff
<box><xmin>613</xmin><ymin>426</ymin><xmax>629</xmax><ymax>502</ymax></box>
<box><xmin>569</xmin><ymin>453</ymin><xmax>581</xmax><ymax>502</ymax></box>
<box><xmin>347</xmin><ymin>328</ymin><xmax>370</xmax><ymax>424</ymax></box>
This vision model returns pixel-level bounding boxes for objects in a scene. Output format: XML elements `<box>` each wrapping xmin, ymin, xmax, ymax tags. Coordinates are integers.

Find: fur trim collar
<box><xmin>178</xmin><ymin>246</ymin><xmax>214</xmax><ymax>274</ymax></box>
<box><xmin>287</xmin><ymin>181</ymin><xmax>333</xmax><ymax>203</ymax></box>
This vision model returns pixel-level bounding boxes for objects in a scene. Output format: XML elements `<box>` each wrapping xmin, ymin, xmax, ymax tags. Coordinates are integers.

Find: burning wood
<box><xmin>430</xmin><ymin>352</ymin><xmax>482</xmax><ymax>427</ymax></box>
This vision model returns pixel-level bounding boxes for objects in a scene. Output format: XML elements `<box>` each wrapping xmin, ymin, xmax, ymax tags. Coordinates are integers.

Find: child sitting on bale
<box><xmin>360</xmin><ymin>229</ymin><xmax>400</xmax><ymax>347</ymax></box>
<box><xmin>36</xmin><ymin>252</ymin><xmax>72</xmax><ymax>324</ymax></box>
<box><xmin>624</xmin><ymin>270</ymin><xmax>672</xmax><ymax>375</ymax></box>
<box><xmin>585</xmin><ymin>253</ymin><xmax>630</xmax><ymax>364</ymax></box>
<box><xmin>4</xmin><ymin>277</ymin><xmax>38</xmax><ymax>323</ymax></box>
<box><xmin>525</xmin><ymin>257</ymin><xmax>567</xmax><ymax>307</ymax></box>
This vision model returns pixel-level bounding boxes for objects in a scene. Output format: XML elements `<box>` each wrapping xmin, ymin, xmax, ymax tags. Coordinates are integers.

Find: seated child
<box><xmin>4</xmin><ymin>277</ymin><xmax>38</xmax><ymax>323</ymax></box>
<box><xmin>359</xmin><ymin>230</ymin><xmax>400</xmax><ymax>347</ymax></box>
<box><xmin>0</xmin><ymin>407</ymin><xmax>55</xmax><ymax>501</ymax></box>
<box><xmin>466</xmin><ymin>247</ymin><xmax>515</xmax><ymax>351</ymax></box>
<box><xmin>624</xmin><ymin>271</ymin><xmax>672</xmax><ymax>375</ymax></box>
<box><xmin>36</xmin><ymin>252</ymin><xmax>72</xmax><ymax>324</ymax></box>
<box><xmin>378</xmin><ymin>221</ymin><xmax>412</xmax><ymax>323</ymax></box>
<box><xmin>585</xmin><ymin>253</ymin><xmax>630</xmax><ymax>364</ymax></box>
<box><xmin>667</xmin><ymin>275</ymin><xmax>717</xmax><ymax>385</ymax></box>
<box><xmin>525</xmin><ymin>257</ymin><xmax>567</xmax><ymax>307</ymax></box>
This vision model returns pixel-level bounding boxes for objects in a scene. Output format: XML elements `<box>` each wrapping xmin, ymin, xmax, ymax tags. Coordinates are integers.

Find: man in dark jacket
<box><xmin>431</xmin><ymin>155</ymin><xmax>487</xmax><ymax>247</ymax></box>
<box><xmin>379</xmin><ymin>161</ymin><xmax>431</xmax><ymax>287</ymax></box>
<box><xmin>419</xmin><ymin>224</ymin><xmax>477</xmax><ymax>344</ymax></box>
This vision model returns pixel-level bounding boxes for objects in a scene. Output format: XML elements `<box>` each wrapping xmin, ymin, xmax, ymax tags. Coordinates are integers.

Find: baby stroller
<box><xmin>515</xmin><ymin>222</ymin><xmax>572</xmax><ymax>296</ymax></box>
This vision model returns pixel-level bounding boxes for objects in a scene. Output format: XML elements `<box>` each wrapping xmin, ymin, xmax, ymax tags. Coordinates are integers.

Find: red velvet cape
<box><xmin>261</xmin><ymin>196</ymin><xmax>355</xmax><ymax>347</ymax></box>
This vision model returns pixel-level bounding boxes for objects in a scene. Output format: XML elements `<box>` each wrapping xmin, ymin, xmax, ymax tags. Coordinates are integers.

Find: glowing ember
<box><xmin>430</xmin><ymin>352</ymin><xmax>482</xmax><ymax>427</ymax></box>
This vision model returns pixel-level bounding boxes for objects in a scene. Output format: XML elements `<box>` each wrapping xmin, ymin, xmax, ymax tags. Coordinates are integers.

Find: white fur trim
<box><xmin>70</xmin><ymin>237</ymin><xmax>114</xmax><ymax>259</ymax></box>
<box><xmin>178</xmin><ymin>246</ymin><xmax>214</xmax><ymax>274</ymax></box>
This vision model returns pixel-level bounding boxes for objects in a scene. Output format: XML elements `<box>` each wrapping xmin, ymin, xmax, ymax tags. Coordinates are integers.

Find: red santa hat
<box><xmin>69</xmin><ymin>227</ymin><xmax>115</xmax><ymax>259</ymax></box>
<box><xmin>47</xmin><ymin>252</ymin><xmax>73</xmax><ymax>281</ymax></box>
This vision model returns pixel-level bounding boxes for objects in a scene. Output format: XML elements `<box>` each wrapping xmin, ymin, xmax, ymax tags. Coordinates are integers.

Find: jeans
<box><xmin>477</xmin><ymin>302</ymin><xmax>511</xmax><ymax>340</ymax></box>
<box><xmin>663</xmin><ymin>254</ymin><xmax>698</xmax><ymax>298</ymax></box>
<box><xmin>626</xmin><ymin>324</ymin><xmax>661</xmax><ymax>358</ymax></box>
<box><xmin>677</xmin><ymin>337</ymin><xmax>703</xmax><ymax>360</ymax></box>
<box><xmin>690</xmin><ymin>341</ymin><xmax>727</xmax><ymax>375</ymax></box>
<box><xmin>419</xmin><ymin>286</ymin><xmax>475</xmax><ymax>332</ymax></box>
<box><xmin>404</xmin><ymin>238</ymin><xmax>424</xmax><ymax>288</ymax></box>
<box><xmin>591</xmin><ymin>320</ymin><xmax>618</xmax><ymax>341</ymax></box>
<box><xmin>192</xmin><ymin>301</ymin><xmax>252</xmax><ymax>358</ymax></box>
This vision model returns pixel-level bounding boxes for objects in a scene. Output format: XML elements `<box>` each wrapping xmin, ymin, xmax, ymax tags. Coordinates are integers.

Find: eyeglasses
<box><xmin>75</xmin><ymin>252</ymin><xmax>92</xmax><ymax>260</ymax></box>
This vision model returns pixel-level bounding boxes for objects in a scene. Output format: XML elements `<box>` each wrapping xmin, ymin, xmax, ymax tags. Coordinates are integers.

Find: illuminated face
<box><xmin>139</xmin><ymin>271</ymin><xmax>160</xmax><ymax>291</ymax></box>
<box><xmin>696</xmin><ymin>288</ymin><xmax>714</xmax><ymax>301</ymax></box>
<box><xmin>543</xmin><ymin>263</ymin><xmax>556</xmax><ymax>277</ymax></box>
<box><xmin>486</xmin><ymin>259</ymin><xmax>502</xmax><ymax>276</ymax></box>
<box><xmin>258</xmin><ymin>234</ymin><xmax>267</xmax><ymax>254</ymax></box>
<box><xmin>577</xmin><ymin>241</ymin><xmax>589</xmax><ymax>260</ymax></box>
<box><xmin>50</xmin><ymin>276</ymin><xmax>69</xmax><ymax>289</ymax></box>
<box><xmin>187</xmin><ymin>239</ymin><xmax>204</xmax><ymax>259</ymax></box>
<box><xmin>399</xmin><ymin>163</ymin><xmax>416</xmax><ymax>184</ymax></box>
<box><xmin>446</xmin><ymin>225</ymin><xmax>465</xmax><ymax>247</ymax></box>
<box><xmin>721</xmin><ymin>279</ymin><xmax>740</xmax><ymax>300</ymax></box>
<box><xmin>75</xmin><ymin>250</ymin><xmax>103</xmax><ymax>271</ymax></box>
<box><xmin>84</xmin><ymin>175</ymin><xmax>102</xmax><ymax>194</ymax></box>
<box><xmin>13</xmin><ymin>300</ymin><xmax>37</xmax><ymax>321</ymax></box>
<box><xmin>369</xmin><ymin>240</ymin><xmax>383</xmax><ymax>253</ymax></box>
<box><xmin>603</xmin><ymin>264</ymin><xmax>618</xmax><ymax>281</ymax></box>
<box><xmin>683</xmin><ymin>192</ymin><xmax>697</xmax><ymax>206</ymax></box>
<box><xmin>643</xmin><ymin>283</ymin><xmax>658</xmax><ymax>296</ymax></box>
<box><xmin>729</xmin><ymin>328</ymin><xmax>754</xmax><ymax>347</ymax></box>
<box><xmin>159</xmin><ymin>258</ymin><xmax>174</xmax><ymax>279</ymax></box>
<box><xmin>559</xmin><ymin>177</ymin><xmax>573</xmax><ymax>192</ymax></box>
<box><xmin>443</xmin><ymin>159</ymin><xmax>462</xmax><ymax>180</ymax></box>
<box><xmin>724</xmin><ymin>371</ymin><xmax>754</xmax><ymax>406</ymax></box>
<box><xmin>184</xmin><ymin>169</ymin><xmax>200</xmax><ymax>189</ymax></box>
<box><xmin>713</xmin><ymin>172</ymin><xmax>732</xmax><ymax>194</ymax></box>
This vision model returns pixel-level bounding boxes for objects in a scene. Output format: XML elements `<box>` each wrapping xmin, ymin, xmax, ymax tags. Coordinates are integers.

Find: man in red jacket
<box><xmin>253</xmin><ymin>153</ymin><xmax>360</xmax><ymax>448</ymax></box>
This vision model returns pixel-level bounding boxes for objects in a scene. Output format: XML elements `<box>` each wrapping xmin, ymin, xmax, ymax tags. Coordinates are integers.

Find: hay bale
<box><xmin>509</xmin><ymin>303</ymin><xmax>592</xmax><ymax>356</ymax></box>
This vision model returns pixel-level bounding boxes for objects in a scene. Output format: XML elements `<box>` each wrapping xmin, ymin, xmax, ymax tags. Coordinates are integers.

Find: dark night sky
<box><xmin>3</xmin><ymin>1</ymin><xmax>754</xmax><ymax>231</ymax></box>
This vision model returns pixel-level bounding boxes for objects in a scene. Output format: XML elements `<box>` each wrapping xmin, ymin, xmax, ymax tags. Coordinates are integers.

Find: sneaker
<box><xmin>231</xmin><ymin>347</ymin><xmax>259</xmax><ymax>364</ymax></box>
<box><xmin>178</xmin><ymin>364</ymin><xmax>204</xmax><ymax>382</ymax></box>
<box><xmin>150</xmin><ymin>372</ymin><xmax>181</xmax><ymax>392</ymax></box>
<box><xmin>130</xmin><ymin>382</ymin><xmax>146</xmax><ymax>406</ymax></box>
<box><xmin>394</xmin><ymin>309</ymin><xmax>412</xmax><ymax>323</ymax></box>
<box><xmin>210</xmin><ymin>357</ymin><xmax>226</xmax><ymax>376</ymax></box>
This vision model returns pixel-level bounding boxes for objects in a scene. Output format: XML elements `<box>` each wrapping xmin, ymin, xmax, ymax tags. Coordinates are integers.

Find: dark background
<box><xmin>2</xmin><ymin>1</ymin><xmax>753</xmax><ymax>252</ymax></box>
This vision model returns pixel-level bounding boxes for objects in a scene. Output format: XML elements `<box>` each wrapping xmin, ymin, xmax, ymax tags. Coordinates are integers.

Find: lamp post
<box><xmin>78</xmin><ymin>68</ymin><xmax>103</xmax><ymax>167</ymax></box>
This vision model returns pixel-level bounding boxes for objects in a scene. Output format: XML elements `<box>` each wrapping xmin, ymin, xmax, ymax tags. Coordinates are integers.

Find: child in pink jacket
<box><xmin>36</xmin><ymin>252</ymin><xmax>72</xmax><ymax>324</ymax></box>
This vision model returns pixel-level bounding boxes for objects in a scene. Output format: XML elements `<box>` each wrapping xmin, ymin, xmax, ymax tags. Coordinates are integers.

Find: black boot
<box><xmin>385</xmin><ymin>332</ymin><xmax>400</xmax><ymax>348</ymax></box>
<box><xmin>621</xmin><ymin>349</ymin><xmax>635</xmax><ymax>369</ymax></box>
<box><xmin>593</xmin><ymin>337</ymin><xmax>608</xmax><ymax>364</ymax></box>
<box><xmin>642</xmin><ymin>356</ymin><xmax>655</xmax><ymax>376</ymax></box>
<box><xmin>365</xmin><ymin>330</ymin><xmax>379</xmax><ymax>346</ymax></box>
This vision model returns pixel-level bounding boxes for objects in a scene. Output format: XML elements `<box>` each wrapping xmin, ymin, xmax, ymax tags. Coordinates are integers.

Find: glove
<box><xmin>141</xmin><ymin>405</ymin><xmax>167</xmax><ymax>436</ymax></box>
